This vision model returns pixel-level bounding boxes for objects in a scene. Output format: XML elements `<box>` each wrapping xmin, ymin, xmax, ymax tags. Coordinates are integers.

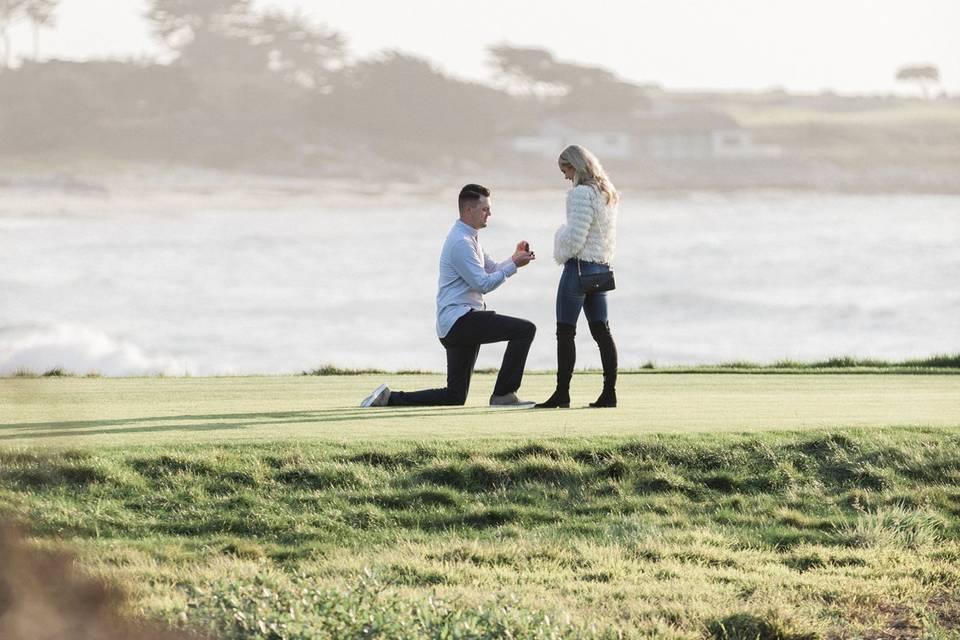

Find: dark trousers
<box><xmin>388</xmin><ymin>310</ymin><xmax>536</xmax><ymax>406</ymax></box>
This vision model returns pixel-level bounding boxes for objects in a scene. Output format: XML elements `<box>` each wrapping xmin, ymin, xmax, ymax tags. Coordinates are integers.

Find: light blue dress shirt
<box><xmin>436</xmin><ymin>220</ymin><xmax>518</xmax><ymax>338</ymax></box>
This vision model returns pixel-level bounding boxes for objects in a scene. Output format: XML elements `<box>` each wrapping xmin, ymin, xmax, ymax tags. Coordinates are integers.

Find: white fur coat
<box><xmin>553</xmin><ymin>184</ymin><xmax>617</xmax><ymax>264</ymax></box>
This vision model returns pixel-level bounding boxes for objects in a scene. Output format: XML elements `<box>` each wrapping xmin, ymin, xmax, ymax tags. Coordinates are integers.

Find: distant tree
<box><xmin>146</xmin><ymin>0</ymin><xmax>253</xmax><ymax>51</ymax></box>
<box><xmin>896</xmin><ymin>64</ymin><xmax>940</xmax><ymax>99</ymax></box>
<box><xmin>488</xmin><ymin>45</ymin><xmax>566</xmax><ymax>95</ymax></box>
<box><xmin>488</xmin><ymin>44</ymin><xmax>648</xmax><ymax>113</ymax></box>
<box><xmin>326</xmin><ymin>51</ymin><xmax>510</xmax><ymax>155</ymax></box>
<box><xmin>145</xmin><ymin>0</ymin><xmax>344</xmax><ymax>88</ymax></box>
<box><xmin>0</xmin><ymin>61</ymin><xmax>147</xmax><ymax>150</ymax></box>
<box><xmin>0</xmin><ymin>0</ymin><xmax>27</xmax><ymax>70</ymax></box>
<box><xmin>146</xmin><ymin>0</ymin><xmax>261</xmax><ymax>71</ymax></box>
<box><xmin>256</xmin><ymin>9</ymin><xmax>345</xmax><ymax>90</ymax></box>
<box><xmin>24</xmin><ymin>0</ymin><xmax>56</xmax><ymax>60</ymax></box>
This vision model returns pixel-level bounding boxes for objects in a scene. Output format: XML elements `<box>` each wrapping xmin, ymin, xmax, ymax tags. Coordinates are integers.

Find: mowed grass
<box><xmin>2</xmin><ymin>373</ymin><xmax>959</xmax><ymax>446</ymax></box>
<box><xmin>719</xmin><ymin>102</ymin><xmax>960</xmax><ymax>128</ymax></box>
<box><xmin>2</xmin><ymin>375</ymin><xmax>960</xmax><ymax>638</ymax></box>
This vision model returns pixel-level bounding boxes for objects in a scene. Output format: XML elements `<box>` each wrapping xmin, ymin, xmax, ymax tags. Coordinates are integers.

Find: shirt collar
<box><xmin>456</xmin><ymin>219</ymin><xmax>478</xmax><ymax>238</ymax></box>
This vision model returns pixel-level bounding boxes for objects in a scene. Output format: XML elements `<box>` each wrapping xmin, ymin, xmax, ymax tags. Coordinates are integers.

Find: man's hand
<box><xmin>512</xmin><ymin>240</ymin><xmax>535</xmax><ymax>268</ymax></box>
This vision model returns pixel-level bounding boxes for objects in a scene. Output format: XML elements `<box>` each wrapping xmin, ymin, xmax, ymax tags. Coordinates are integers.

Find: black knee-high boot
<box><xmin>535</xmin><ymin>322</ymin><xmax>576</xmax><ymax>408</ymax></box>
<box><xmin>588</xmin><ymin>321</ymin><xmax>618</xmax><ymax>408</ymax></box>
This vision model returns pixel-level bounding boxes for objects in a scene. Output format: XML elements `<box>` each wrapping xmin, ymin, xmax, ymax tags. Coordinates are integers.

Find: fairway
<box><xmin>2</xmin><ymin>373</ymin><xmax>958</xmax><ymax>447</ymax></box>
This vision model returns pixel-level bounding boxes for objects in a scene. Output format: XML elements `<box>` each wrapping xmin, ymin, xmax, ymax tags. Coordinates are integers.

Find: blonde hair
<box><xmin>558</xmin><ymin>144</ymin><xmax>619</xmax><ymax>205</ymax></box>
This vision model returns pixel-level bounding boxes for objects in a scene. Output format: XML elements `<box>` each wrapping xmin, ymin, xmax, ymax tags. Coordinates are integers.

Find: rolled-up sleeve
<box><xmin>496</xmin><ymin>258</ymin><xmax>518</xmax><ymax>275</ymax></box>
<box><xmin>453</xmin><ymin>240</ymin><xmax>515</xmax><ymax>294</ymax></box>
<box><xmin>484</xmin><ymin>251</ymin><xmax>519</xmax><ymax>277</ymax></box>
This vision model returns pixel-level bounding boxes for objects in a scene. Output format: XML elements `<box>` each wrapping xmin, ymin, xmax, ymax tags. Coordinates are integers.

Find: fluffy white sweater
<box><xmin>553</xmin><ymin>184</ymin><xmax>617</xmax><ymax>265</ymax></box>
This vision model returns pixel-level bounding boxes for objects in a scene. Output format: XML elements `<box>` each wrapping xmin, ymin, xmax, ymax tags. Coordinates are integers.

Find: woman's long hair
<box><xmin>558</xmin><ymin>144</ymin><xmax>619</xmax><ymax>205</ymax></box>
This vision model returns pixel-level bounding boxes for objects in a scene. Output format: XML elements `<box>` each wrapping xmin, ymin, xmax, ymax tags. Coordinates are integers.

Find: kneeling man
<box><xmin>361</xmin><ymin>184</ymin><xmax>536</xmax><ymax>407</ymax></box>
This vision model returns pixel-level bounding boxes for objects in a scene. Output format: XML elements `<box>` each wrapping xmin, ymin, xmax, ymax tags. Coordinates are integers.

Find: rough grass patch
<box><xmin>902</xmin><ymin>454</ymin><xmax>960</xmax><ymax>482</ymax></box>
<box><xmin>342</xmin><ymin>504</ymin><xmax>388</xmax><ymax>529</ymax></box>
<box><xmin>797</xmin><ymin>432</ymin><xmax>861</xmax><ymax>457</ymax></box>
<box><xmin>262</xmin><ymin>453</ymin><xmax>305</xmax><ymax>469</ymax></box>
<box><xmin>274</xmin><ymin>464</ymin><xmax>369</xmax><ymax>490</ymax></box>
<box><xmin>180</xmin><ymin>572</ymin><xmax>589</xmax><ymax>639</ymax></box>
<box><xmin>706</xmin><ymin>612</ymin><xmax>815</xmax><ymax>640</ymax></box>
<box><xmin>462</xmin><ymin>505</ymin><xmax>557</xmax><ymax>529</ymax></box>
<box><xmin>600</xmin><ymin>456</ymin><xmax>630</xmax><ymax>480</ymax></box>
<box><xmin>130</xmin><ymin>455</ymin><xmax>216</xmax><ymax>479</ymax></box>
<box><xmin>783</xmin><ymin>548</ymin><xmax>867</xmax><ymax>572</ymax></box>
<box><xmin>380</xmin><ymin>563</ymin><xmax>449</xmax><ymax>586</ymax></box>
<box><xmin>701</xmin><ymin>472</ymin><xmax>744</xmax><ymax>493</ymax></box>
<box><xmin>42</xmin><ymin>367</ymin><xmax>72</xmax><ymax>377</ymax></box>
<box><xmin>580</xmin><ymin>570</ymin><xmax>614</xmax><ymax>582</ymax></box>
<box><xmin>782</xmin><ymin>552</ymin><xmax>826</xmax><ymax>572</ymax></box>
<box><xmin>414</xmin><ymin>458</ymin><xmax>510</xmax><ymax>491</ymax></box>
<box><xmin>345</xmin><ymin>450</ymin><xmax>416</xmax><ymax>467</ymax></box>
<box><xmin>756</xmin><ymin>525</ymin><xmax>830</xmax><ymax>549</ymax></box>
<box><xmin>617</xmin><ymin>440</ymin><xmax>670</xmax><ymax>461</ymax></box>
<box><xmin>372</xmin><ymin>487</ymin><xmax>462</xmax><ymax>510</ymax></box>
<box><xmin>220</xmin><ymin>538</ymin><xmax>265</xmax><ymax>560</ymax></box>
<box><xmin>512</xmin><ymin>456</ymin><xmax>585</xmax><ymax>485</ymax></box>
<box><xmin>428</xmin><ymin>546</ymin><xmax>516</xmax><ymax>567</ymax></box>
<box><xmin>301</xmin><ymin>364</ymin><xmax>387</xmax><ymax>375</ymax></box>
<box><xmin>836</xmin><ymin>504</ymin><xmax>946</xmax><ymax>549</ymax></box>
<box><xmin>499</xmin><ymin>443</ymin><xmax>565</xmax><ymax>460</ymax></box>
<box><xmin>571</xmin><ymin>447</ymin><xmax>618</xmax><ymax>465</ymax></box>
<box><xmin>634</xmin><ymin>469</ymin><xmax>691</xmax><ymax>494</ymax></box>
<box><xmin>824</xmin><ymin>460</ymin><xmax>892</xmax><ymax>490</ymax></box>
<box><xmin>2</xmin><ymin>462</ymin><xmax>110</xmax><ymax>489</ymax></box>
<box><xmin>3</xmin><ymin>431</ymin><xmax>960</xmax><ymax>638</ymax></box>
<box><xmin>672</xmin><ymin>549</ymin><xmax>739</xmax><ymax>569</ymax></box>
<box><xmin>760</xmin><ymin>462</ymin><xmax>800</xmax><ymax>492</ymax></box>
<box><xmin>24</xmin><ymin>465</ymin><xmax>107</xmax><ymax>488</ymax></box>
<box><xmin>217</xmin><ymin>470</ymin><xmax>256</xmax><ymax>486</ymax></box>
<box><xmin>777</xmin><ymin>509</ymin><xmax>837</xmax><ymax>532</ymax></box>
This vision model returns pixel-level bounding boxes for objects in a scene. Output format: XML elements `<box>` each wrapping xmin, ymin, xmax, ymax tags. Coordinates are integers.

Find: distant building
<box><xmin>633</xmin><ymin>106</ymin><xmax>781</xmax><ymax>159</ymax></box>
<box><xmin>505</xmin><ymin>108</ymin><xmax>781</xmax><ymax>160</ymax></box>
<box><xmin>508</xmin><ymin>119</ymin><xmax>632</xmax><ymax>159</ymax></box>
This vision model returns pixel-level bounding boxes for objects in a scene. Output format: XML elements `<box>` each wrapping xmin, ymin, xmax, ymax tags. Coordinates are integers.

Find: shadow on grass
<box><xmin>0</xmin><ymin>406</ymin><xmax>516</xmax><ymax>441</ymax></box>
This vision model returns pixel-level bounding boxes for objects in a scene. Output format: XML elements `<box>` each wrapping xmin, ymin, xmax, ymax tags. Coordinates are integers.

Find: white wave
<box><xmin>0</xmin><ymin>323</ymin><xmax>196</xmax><ymax>376</ymax></box>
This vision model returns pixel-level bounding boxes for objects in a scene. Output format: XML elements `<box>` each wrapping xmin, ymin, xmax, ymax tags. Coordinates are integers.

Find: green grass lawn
<box><xmin>719</xmin><ymin>102</ymin><xmax>960</xmax><ymax>128</ymax></box>
<box><xmin>2</xmin><ymin>374</ymin><xmax>960</xmax><ymax>638</ymax></box>
<box><xmin>2</xmin><ymin>373</ymin><xmax>959</xmax><ymax>446</ymax></box>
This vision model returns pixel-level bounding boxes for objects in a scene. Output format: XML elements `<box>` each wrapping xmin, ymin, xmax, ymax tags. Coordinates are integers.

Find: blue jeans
<box><xmin>556</xmin><ymin>259</ymin><xmax>610</xmax><ymax>325</ymax></box>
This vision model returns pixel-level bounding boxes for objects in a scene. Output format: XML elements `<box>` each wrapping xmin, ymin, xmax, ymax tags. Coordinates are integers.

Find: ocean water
<box><xmin>2</xmin><ymin>192</ymin><xmax>959</xmax><ymax>375</ymax></box>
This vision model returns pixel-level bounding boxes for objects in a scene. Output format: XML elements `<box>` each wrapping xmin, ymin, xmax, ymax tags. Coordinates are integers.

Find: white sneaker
<box><xmin>489</xmin><ymin>392</ymin><xmax>535</xmax><ymax>408</ymax></box>
<box><xmin>360</xmin><ymin>383</ymin><xmax>391</xmax><ymax>407</ymax></box>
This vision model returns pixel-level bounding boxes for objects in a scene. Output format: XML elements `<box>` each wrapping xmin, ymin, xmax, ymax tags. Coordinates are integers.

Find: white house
<box><xmin>507</xmin><ymin>119</ymin><xmax>632</xmax><ymax>159</ymax></box>
<box><xmin>505</xmin><ymin>109</ymin><xmax>780</xmax><ymax>161</ymax></box>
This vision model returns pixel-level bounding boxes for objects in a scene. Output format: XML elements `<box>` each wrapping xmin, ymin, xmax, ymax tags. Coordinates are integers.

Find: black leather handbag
<box><xmin>577</xmin><ymin>259</ymin><xmax>616</xmax><ymax>293</ymax></box>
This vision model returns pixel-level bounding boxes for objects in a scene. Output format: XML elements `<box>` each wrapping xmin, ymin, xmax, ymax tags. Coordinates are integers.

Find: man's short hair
<box><xmin>458</xmin><ymin>184</ymin><xmax>490</xmax><ymax>213</ymax></box>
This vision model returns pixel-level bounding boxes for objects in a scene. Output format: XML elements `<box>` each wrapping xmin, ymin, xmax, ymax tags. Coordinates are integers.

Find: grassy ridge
<box><xmin>647</xmin><ymin>353</ymin><xmax>960</xmax><ymax>374</ymax></box>
<box><xmin>2</xmin><ymin>429</ymin><xmax>960</xmax><ymax>638</ymax></box>
<box><xmin>300</xmin><ymin>354</ymin><xmax>960</xmax><ymax>377</ymax></box>
<box><xmin>6</xmin><ymin>354</ymin><xmax>960</xmax><ymax>378</ymax></box>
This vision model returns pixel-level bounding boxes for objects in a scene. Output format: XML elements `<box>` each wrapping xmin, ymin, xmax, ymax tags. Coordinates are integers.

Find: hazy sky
<box><xmin>8</xmin><ymin>0</ymin><xmax>960</xmax><ymax>93</ymax></box>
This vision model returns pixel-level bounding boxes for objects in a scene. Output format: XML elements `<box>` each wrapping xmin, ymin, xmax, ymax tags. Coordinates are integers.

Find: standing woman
<box><xmin>536</xmin><ymin>145</ymin><xmax>619</xmax><ymax>408</ymax></box>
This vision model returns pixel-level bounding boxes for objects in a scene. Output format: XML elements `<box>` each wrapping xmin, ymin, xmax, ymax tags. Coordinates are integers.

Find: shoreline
<box><xmin>2</xmin><ymin>161</ymin><xmax>960</xmax><ymax>218</ymax></box>
<box><xmin>2</xmin><ymin>179</ymin><xmax>958</xmax><ymax>220</ymax></box>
